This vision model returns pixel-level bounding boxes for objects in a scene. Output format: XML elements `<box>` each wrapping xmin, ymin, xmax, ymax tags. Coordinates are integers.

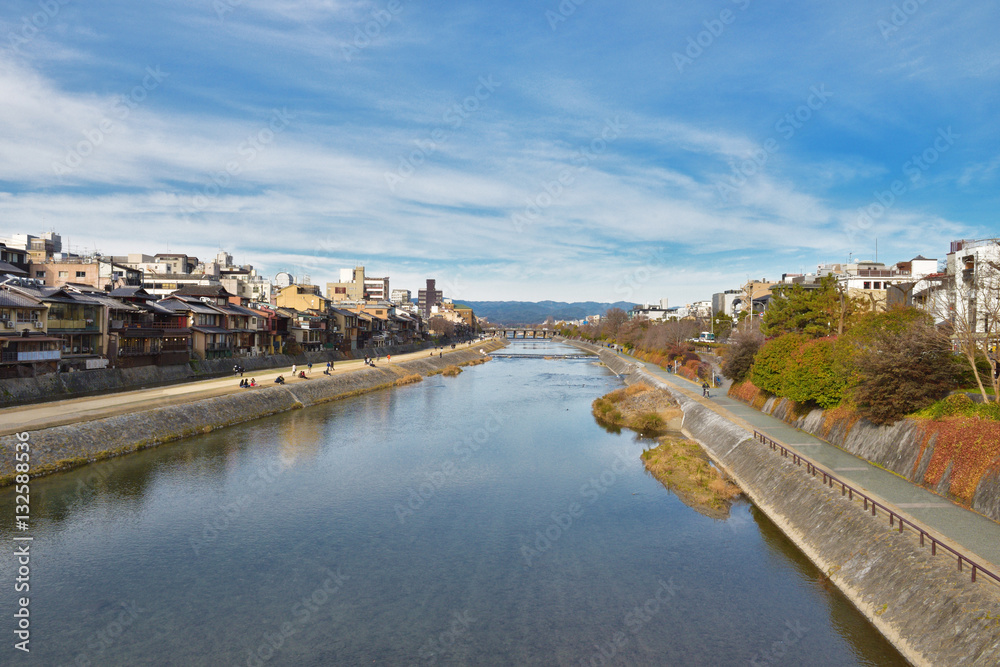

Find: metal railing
<box><xmin>752</xmin><ymin>430</ymin><xmax>1000</xmax><ymax>587</ymax></box>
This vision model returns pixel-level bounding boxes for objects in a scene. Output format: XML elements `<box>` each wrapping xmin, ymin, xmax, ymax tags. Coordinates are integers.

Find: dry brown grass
<box><xmin>441</xmin><ymin>365</ymin><xmax>463</xmax><ymax>377</ymax></box>
<box><xmin>624</xmin><ymin>382</ymin><xmax>652</xmax><ymax>396</ymax></box>
<box><xmin>591</xmin><ymin>382</ymin><xmax>675</xmax><ymax>434</ymax></box>
<box><xmin>394</xmin><ymin>374</ymin><xmax>424</xmax><ymax>386</ymax></box>
<box><xmin>641</xmin><ymin>437</ymin><xmax>742</xmax><ymax>519</ymax></box>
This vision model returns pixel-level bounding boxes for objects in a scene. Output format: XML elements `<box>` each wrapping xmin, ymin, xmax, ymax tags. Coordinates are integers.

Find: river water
<box><xmin>1</xmin><ymin>340</ymin><xmax>907</xmax><ymax>666</ymax></box>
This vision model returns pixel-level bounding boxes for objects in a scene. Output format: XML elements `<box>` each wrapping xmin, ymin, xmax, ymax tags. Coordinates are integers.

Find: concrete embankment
<box><xmin>0</xmin><ymin>341</ymin><xmax>436</xmax><ymax>408</ymax></box>
<box><xmin>560</xmin><ymin>338</ymin><xmax>1000</xmax><ymax>667</ymax></box>
<box><xmin>0</xmin><ymin>341</ymin><xmax>506</xmax><ymax>484</ymax></box>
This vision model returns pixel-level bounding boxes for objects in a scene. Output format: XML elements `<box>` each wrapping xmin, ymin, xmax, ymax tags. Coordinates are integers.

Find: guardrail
<box><xmin>752</xmin><ymin>430</ymin><xmax>1000</xmax><ymax>587</ymax></box>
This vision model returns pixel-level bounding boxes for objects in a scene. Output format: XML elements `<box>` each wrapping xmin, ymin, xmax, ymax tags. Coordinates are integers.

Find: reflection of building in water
<box><xmin>279</xmin><ymin>410</ymin><xmax>326</xmax><ymax>462</ymax></box>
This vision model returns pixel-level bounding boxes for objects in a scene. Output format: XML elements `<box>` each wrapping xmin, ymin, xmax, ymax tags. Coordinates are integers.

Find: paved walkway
<box><xmin>0</xmin><ymin>342</ymin><xmax>489</xmax><ymax>436</ymax></box>
<box><xmin>619</xmin><ymin>350</ymin><xmax>1000</xmax><ymax>574</ymax></box>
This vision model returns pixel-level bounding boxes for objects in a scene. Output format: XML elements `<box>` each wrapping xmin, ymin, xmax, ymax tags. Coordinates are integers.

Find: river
<box><xmin>1</xmin><ymin>339</ymin><xmax>906</xmax><ymax>665</ymax></box>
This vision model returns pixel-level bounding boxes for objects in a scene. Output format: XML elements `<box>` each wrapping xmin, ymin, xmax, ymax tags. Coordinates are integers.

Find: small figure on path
<box><xmin>275</xmin><ymin>375</ymin><xmax>285</xmax><ymax>384</ymax></box>
<box><xmin>250</xmin><ymin>378</ymin><xmax>257</xmax><ymax>387</ymax></box>
<box><xmin>702</xmin><ymin>382</ymin><xmax>710</xmax><ymax>398</ymax></box>
<box><xmin>307</xmin><ymin>362</ymin><xmax>312</xmax><ymax>375</ymax></box>
<box><xmin>291</xmin><ymin>364</ymin><xmax>296</xmax><ymax>376</ymax></box>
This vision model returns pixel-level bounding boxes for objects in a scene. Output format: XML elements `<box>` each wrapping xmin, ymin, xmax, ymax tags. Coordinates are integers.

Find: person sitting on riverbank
<box><xmin>250</xmin><ymin>378</ymin><xmax>257</xmax><ymax>387</ymax></box>
<box><xmin>239</xmin><ymin>378</ymin><xmax>247</xmax><ymax>388</ymax></box>
<box><xmin>275</xmin><ymin>375</ymin><xmax>285</xmax><ymax>385</ymax></box>
<box><xmin>299</xmin><ymin>371</ymin><xmax>307</xmax><ymax>379</ymax></box>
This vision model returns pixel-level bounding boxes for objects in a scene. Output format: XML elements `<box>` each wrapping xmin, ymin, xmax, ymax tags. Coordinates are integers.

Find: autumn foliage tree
<box><xmin>721</xmin><ymin>328</ymin><xmax>763</xmax><ymax>383</ymax></box>
<box><xmin>846</xmin><ymin>308</ymin><xmax>962</xmax><ymax>424</ymax></box>
<box><xmin>781</xmin><ymin>337</ymin><xmax>850</xmax><ymax>409</ymax></box>
<box><xmin>749</xmin><ymin>333</ymin><xmax>808</xmax><ymax>395</ymax></box>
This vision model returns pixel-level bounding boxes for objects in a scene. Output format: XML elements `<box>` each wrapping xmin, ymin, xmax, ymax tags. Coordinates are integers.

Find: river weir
<box><xmin>0</xmin><ymin>340</ymin><xmax>906</xmax><ymax>665</ymax></box>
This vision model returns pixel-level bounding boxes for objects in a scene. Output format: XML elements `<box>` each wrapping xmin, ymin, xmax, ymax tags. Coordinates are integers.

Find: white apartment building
<box><xmin>945</xmin><ymin>238</ymin><xmax>1000</xmax><ymax>335</ymax></box>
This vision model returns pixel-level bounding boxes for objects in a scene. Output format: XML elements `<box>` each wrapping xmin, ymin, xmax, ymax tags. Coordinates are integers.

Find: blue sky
<box><xmin>1</xmin><ymin>0</ymin><xmax>999</xmax><ymax>305</ymax></box>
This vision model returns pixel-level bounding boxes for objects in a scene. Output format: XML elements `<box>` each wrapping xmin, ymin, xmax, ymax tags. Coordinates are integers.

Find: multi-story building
<box><xmin>326</xmin><ymin>266</ymin><xmax>365</xmax><ymax>302</ymax></box>
<box><xmin>6</xmin><ymin>232</ymin><xmax>62</xmax><ymax>263</ymax></box>
<box><xmin>712</xmin><ymin>290</ymin><xmax>741</xmax><ymax>317</ymax></box>
<box><xmin>630</xmin><ymin>299</ymin><xmax>670</xmax><ymax>321</ymax></box>
<box><xmin>390</xmin><ymin>289</ymin><xmax>411</xmax><ymax>305</ymax></box>
<box><xmin>0</xmin><ymin>243</ymin><xmax>30</xmax><ymax>276</ymax></box>
<box><xmin>107</xmin><ymin>287</ymin><xmax>191</xmax><ymax>367</ymax></box>
<box><xmin>418</xmin><ymin>279</ymin><xmax>442</xmax><ymax>319</ymax></box>
<box><xmin>4</xmin><ymin>283</ymin><xmax>109</xmax><ymax>368</ymax></box>
<box><xmin>945</xmin><ymin>238</ymin><xmax>1000</xmax><ymax>336</ymax></box>
<box><xmin>276</xmin><ymin>284</ymin><xmax>330</xmax><ymax>312</ymax></box>
<box><xmin>0</xmin><ymin>287</ymin><xmax>61</xmax><ymax>377</ymax></box>
<box><xmin>364</xmin><ymin>276</ymin><xmax>390</xmax><ymax>301</ymax></box>
<box><xmin>29</xmin><ymin>257</ymin><xmax>142</xmax><ymax>291</ymax></box>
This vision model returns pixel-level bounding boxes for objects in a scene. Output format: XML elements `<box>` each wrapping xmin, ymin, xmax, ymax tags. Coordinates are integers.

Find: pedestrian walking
<box><xmin>291</xmin><ymin>364</ymin><xmax>296</xmax><ymax>377</ymax></box>
<box><xmin>326</xmin><ymin>361</ymin><xmax>332</xmax><ymax>373</ymax></box>
<box><xmin>702</xmin><ymin>382</ymin><xmax>710</xmax><ymax>398</ymax></box>
<box><xmin>387</xmin><ymin>354</ymin><xmax>391</xmax><ymax>364</ymax></box>
<box><xmin>307</xmin><ymin>362</ymin><xmax>313</xmax><ymax>375</ymax></box>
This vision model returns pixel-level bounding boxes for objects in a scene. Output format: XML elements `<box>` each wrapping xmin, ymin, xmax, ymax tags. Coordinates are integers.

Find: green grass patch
<box><xmin>913</xmin><ymin>393</ymin><xmax>1000</xmax><ymax>421</ymax></box>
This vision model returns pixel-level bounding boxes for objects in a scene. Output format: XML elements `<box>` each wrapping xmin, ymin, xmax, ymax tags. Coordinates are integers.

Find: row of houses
<box><xmin>0</xmin><ymin>279</ymin><xmax>425</xmax><ymax>378</ymax></box>
<box><xmin>623</xmin><ymin>238</ymin><xmax>1000</xmax><ymax>341</ymax></box>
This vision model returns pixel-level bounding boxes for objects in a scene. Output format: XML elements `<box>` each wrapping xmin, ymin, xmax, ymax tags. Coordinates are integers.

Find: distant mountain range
<box><xmin>462</xmin><ymin>301</ymin><xmax>636</xmax><ymax>326</ymax></box>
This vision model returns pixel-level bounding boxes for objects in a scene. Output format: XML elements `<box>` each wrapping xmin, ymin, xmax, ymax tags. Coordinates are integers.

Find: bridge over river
<box><xmin>490</xmin><ymin>329</ymin><xmax>556</xmax><ymax>339</ymax></box>
<box><xmin>490</xmin><ymin>352</ymin><xmax>593</xmax><ymax>359</ymax></box>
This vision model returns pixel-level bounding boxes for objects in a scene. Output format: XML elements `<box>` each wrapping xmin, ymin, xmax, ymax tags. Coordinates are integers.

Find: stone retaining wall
<box><xmin>0</xmin><ymin>341</ymin><xmax>506</xmax><ymax>483</ymax></box>
<box><xmin>560</xmin><ymin>338</ymin><xmax>1000</xmax><ymax>666</ymax></box>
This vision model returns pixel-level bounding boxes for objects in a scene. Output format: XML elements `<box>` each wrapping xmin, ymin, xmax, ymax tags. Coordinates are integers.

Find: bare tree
<box><xmin>601</xmin><ymin>307</ymin><xmax>629</xmax><ymax>340</ymax></box>
<box><xmin>925</xmin><ymin>254</ymin><xmax>1000</xmax><ymax>403</ymax></box>
<box><xmin>428</xmin><ymin>316</ymin><xmax>456</xmax><ymax>338</ymax></box>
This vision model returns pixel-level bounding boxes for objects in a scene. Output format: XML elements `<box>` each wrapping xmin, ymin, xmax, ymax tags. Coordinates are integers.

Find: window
<box><xmin>76</xmin><ymin>271</ymin><xmax>87</xmax><ymax>278</ymax></box>
<box><xmin>863</xmin><ymin>281</ymin><xmax>871</xmax><ymax>289</ymax></box>
<box><xmin>873</xmin><ymin>282</ymin><xmax>881</xmax><ymax>289</ymax></box>
<box><xmin>59</xmin><ymin>271</ymin><xmax>69</xmax><ymax>278</ymax></box>
<box><xmin>335</xmin><ymin>287</ymin><xmax>347</xmax><ymax>294</ymax></box>
<box><xmin>35</xmin><ymin>271</ymin><xmax>45</xmax><ymax>278</ymax></box>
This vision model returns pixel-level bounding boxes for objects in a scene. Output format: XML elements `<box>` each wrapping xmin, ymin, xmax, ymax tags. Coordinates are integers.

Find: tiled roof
<box><xmin>0</xmin><ymin>289</ymin><xmax>43</xmax><ymax>308</ymax></box>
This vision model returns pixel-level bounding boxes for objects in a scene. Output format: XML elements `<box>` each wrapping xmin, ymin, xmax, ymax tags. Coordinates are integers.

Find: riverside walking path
<box><xmin>616</xmin><ymin>349</ymin><xmax>1000</xmax><ymax>577</ymax></box>
<box><xmin>0</xmin><ymin>343</ymin><xmax>483</xmax><ymax>436</ymax></box>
